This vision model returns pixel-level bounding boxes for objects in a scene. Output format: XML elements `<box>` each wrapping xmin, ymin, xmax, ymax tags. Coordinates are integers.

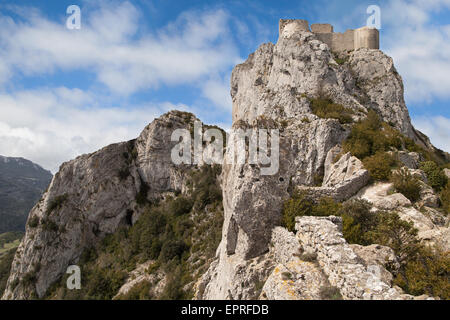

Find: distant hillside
<box><xmin>0</xmin><ymin>156</ymin><xmax>52</xmax><ymax>233</ymax></box>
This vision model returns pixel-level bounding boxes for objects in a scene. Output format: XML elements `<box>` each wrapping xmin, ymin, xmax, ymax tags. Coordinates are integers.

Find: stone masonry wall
<box><xmin>295</xmin><ymin>216</ymin><xmax>417</xmax><ymax>300</ymax></box>
<box><xmin>280</xmin><ymin>19</ymin><xmax>379</xmax><ymax>52</ymax></box>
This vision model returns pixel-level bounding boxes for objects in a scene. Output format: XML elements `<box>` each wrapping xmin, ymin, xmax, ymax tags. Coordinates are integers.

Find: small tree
<box><xmin>391</xmin><ymin>167</ymin><xmax>421</xmax><ymax>202</ymax></box>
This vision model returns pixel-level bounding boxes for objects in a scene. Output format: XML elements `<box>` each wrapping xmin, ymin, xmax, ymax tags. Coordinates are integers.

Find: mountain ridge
<box><xmin>2</xmin><ymin>20</ymin><xmax>449</xmax><ymax>300</ymax></box>
<box><xmin>0</xmin><ymin>155</ymin><xmax>52</xmax><ymax>233</ymax></box>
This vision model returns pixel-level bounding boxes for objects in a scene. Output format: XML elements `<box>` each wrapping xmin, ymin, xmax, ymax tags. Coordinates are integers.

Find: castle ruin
<box><xmin>279</xmin><ymin>19</ymin><xmax>379</xmax><ymax>52</ymax></box>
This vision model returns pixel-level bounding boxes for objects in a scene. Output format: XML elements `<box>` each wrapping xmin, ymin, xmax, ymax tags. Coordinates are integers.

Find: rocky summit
<box><xmin>2</xmin><ymin>19</ymin><xmax>449</xmax><ymax>300</ymax></box>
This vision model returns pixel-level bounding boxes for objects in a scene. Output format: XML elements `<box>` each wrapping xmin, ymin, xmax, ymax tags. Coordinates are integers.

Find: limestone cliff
<box><xmin>197</xmin><ymin>20</ymin><xmax>448</xmax><ymax>300</ymax></box>
<box><xmin>2</xmin><ymin>19</ymin><xmax>449</xmax><ymax>301</ymax></box>
<box><xmin>1</xmin><ymin>111</ymin><xmax>200</xmax><ymax>299</ymax></box>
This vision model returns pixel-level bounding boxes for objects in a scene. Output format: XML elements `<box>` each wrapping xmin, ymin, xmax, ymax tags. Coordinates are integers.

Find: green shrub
<box><xmin>282</xmin><ymin>190</ymin><xmax>313</xmax><ymax>231</ymax></box>
<box><xmin>339</xmin><ymin>199</ymin><xmax>376</xmax><ymax>245</ymax></box>
<box><xmin>44</xmin><ymin>165</ymin><xmax>224</xmax><ymax>300</ymax></box>
<box><xmin>47</xmin><ymin>194</ymin><xmax>68</xmax><ymax>214</ymax></box>
<box><xmin>312</xmin><ymin>197</ymin><xmax>341</xmax><ymax>216</ymax></box>
<box><xmin>391</xmin><ymin>168</ymin><xmax>421</xmax><ymax>202</ymax></box>
<box><xmin>116</xmin><ymin>280</ymin><xmax>152</xmax><ymax>300</ymax></box>
<box><xmin>159</xmin><ymin>267</ymin><xmax>186</xmax><ymax>300</ymax></box>
<box><xmin>136</xmin><ymin>179</ymin><xmax>149</xmax><ymax>206</ymax></box>
<box><xmin>343</xmin><ymin>110</ymin><xmax>402</xmax><ymax>159</ymax></box>
<box><xmin>41</xmin><ymin>218</ymin><xmax>59</xmax><ymax>233</ymax></box>
<box><xmin>190</xmin><ymin>165</ymin><xmax>222</xmax><ymax>210</ymax></box>
<box><xmin>297</xmin><ymin>252</ymin><xmax>317</xmax><ymax>262</ymax></box>
<box><xmin>363</xmin><ymin>152</ymin><xmax>397</xmax><ymax>181</ymax></box>
<box><xmin>160</xmin><ymin>240</ymin><xmax>189</xmax><ymax>262</ymax></box>
<box><xmin>309</xmin><ymin>97</ymin><xmax>354</xmax><ymax>124</ymax></box>
<box><xmin>394</xmin><ymin>247</ymin><xmax>450</xmax><ymax>299</ymax></box>
<box><xmin>440</xmin><ymin>183</ymin><xmax>450</xmax><ymax>215</ymax></box>
<box><xmin>86</xmin><ymin>268</ymin><xmax>127</xmax><ymax>300</ymax></box>
<box><xmin>420</xmin><ymin>161</ymin><xmax>448</xmax><ymax>191</ymax></box>
<box><xmin>169</xmin><ymin>197</ymin><xmax>193</xmax><ymax>216</ymax></box>
<box><xmin>0</xmin><ymin>248</ymin><xmax>17</xmax><ymax>296</ymax></box>
<box><xmin>281</xmin><ymin>272</ymin><xmax>293</xmax><ymax>280</ymax></box>
<box><xmin>367</xmin><ymin>212</ymin><xmax>419</xmax><ymax>266</ymax></box>
<box><xmin>28</xmin><ymin>216</ymin><xmax>39</xmax><ymax>228</ymax></box>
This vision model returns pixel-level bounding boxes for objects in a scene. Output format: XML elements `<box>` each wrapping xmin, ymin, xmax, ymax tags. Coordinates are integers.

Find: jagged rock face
<box><xmin>295</xmin><ymin>216</ymin><xmax>414</xmax><ymax>300</ymax></box>
<box><xmin>201</xmin><ymin>27</ymin><xmax>423</xmax><ymax>299</ymax></box>
<box><xmin>114</xmin><ymin>261</ymin><xmax>166</xmax><ymax>299</ymax></box>
<box><xmin>231</xmin><ymin>33</ymin><xmax>418</xmax><ymax>140</ymax></box>
<box><xmin>355</xmin><ymin>178</ymin><xmax>449</xmax><ymax>251</ymax></box>
<box><xmin>2</xmin><ymin>111</ymin><xmax>198</xmax><ymax>299</ymax></box>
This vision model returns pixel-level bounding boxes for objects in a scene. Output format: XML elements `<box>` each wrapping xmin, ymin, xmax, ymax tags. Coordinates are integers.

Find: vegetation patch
<box><xmin>309</xmin><ymin>97</ymin><xmax>354</xmax><ymax>124</ymax></box>
<box><xmin>0</xmin><ymin>247</ymin><xmax>17</xmax><ymax>296</ymax></box>
<box><xmin>46</xmin><ymin>194</ymin><xmax>68</xmax><ymax>215</ymax></box>
<box><xmin>363</xmin><ymin>152</ymin><xmax>397</xmax><ymax>181</ymax></box>
<box><xmin>117</xmin><ymin>167</ymin><xmax>130</xmax><ymax>181</ymax></box>
<box><xmin>343</xmin><ymin>110</ymin><xmax>402</xmax><ymax>159</ymax></box>
<box><xmin>282</xmin><ymin>192</ymin><xmax>450</xmax><ymax>299</ymax></box>
<box><xmin>420</xmin><ymin>161</ymin><xmax>448</xmax><ymax>192</ymax></box>
<box><xmin>28</xmin><ymin>216</ymin><xmax>39</xmax><ymax>228</ymax></box>
<box><xmin>390</xmin><ymin>168</ymin><xmax>421</xmax><ymax>202</ymax></box>
<box><xmin>45</xmin><ymin>165</ymin><xmax>224</xmax><ymax>300</ymax></box>
<box><xmin>440</xmin><ymin>183</ymin><xmax>450</xmax><ymax>215</ymax></box>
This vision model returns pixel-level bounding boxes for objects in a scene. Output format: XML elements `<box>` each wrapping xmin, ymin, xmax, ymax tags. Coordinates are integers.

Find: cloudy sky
<box><xmin>0</xmin><ymin>0</ymin><xmax>449</xmax><ymax>172</ymax></box>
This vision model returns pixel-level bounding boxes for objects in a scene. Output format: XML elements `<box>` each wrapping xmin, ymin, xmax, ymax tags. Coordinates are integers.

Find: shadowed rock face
<box><xmin>1</xmin><ymin>111</ymin><xmax>200</xmax><ymax>299</ymax></box>
<box><xmin>199</xmin><ymin>24</ymin><xmax>436</xmax><ymax>300</ymax></box>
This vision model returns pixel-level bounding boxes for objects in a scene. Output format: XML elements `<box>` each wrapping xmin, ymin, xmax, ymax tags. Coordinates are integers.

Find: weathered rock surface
<box><xmin>113</xmin><ymin>261</ymin><xmax>166</xmax><ymax>299</ymax></box>
<box><xmin>4</xmin><ymin>19</ymin><xmax>448</xmax><ymax>301</ymax></box>
<box><xmin>444</xmin><ymin>168</ymin><xmax>450</xmax><ymax>179</ymax></box>
<box><xmin>356</xmin><ymin>182</ymin><xmax>411</xmax><ymax>210</ymax></box>
<box><xmin>355</xmin><ymin>180</ymin><xmax>449</xmax><ymax>251</ymax></box>
<box><xmin>2</xmin><ymin>111</ymin><xmax>199</xmax><ymax>299</ymax></box>
<box><xmin>200</xmin><ymin>19</ymin><xmax>442</xmax><ymax>300</ymax></box>
<box><xmin>395</xmin><ymin>151</ymin><xmax>422</xmax><ymax>169</ymax></box>
<box><xmin>295</xmin><ymin>216</ymin><xmax>414</xmax><ymax>300</ymax></box>
<box><xmin>349</xmin><ymin>244</ymin><xmax>399</xmax><ymax>285</ymax></box>
<box><xmin>260</xmin><ymin>261</ymin><xmax>327</xmax><ymax>300</ymax></box>
<box><xmin>298</xmin><ymin>151</ymin><xmax>370</xmax><ymax>201</ymax></box>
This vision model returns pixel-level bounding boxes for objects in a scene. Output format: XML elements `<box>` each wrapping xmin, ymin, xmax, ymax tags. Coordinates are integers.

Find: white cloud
<box><xmin>413</xmin><ymin>116</ymin><xmax>450</xmax><ymax>152</ymax></box>
<box><xmin>0</xmin><ymin>87</ymin><xmax>165</xmax><ymax>172</ymax></box>
<box><xmin>201</xmin><ymin>76</ymin><xmax>232</xmax><ymax>111</ymax></box>
<box><xmin>0</xmin><ymin>3</ymin><xmax>243</xmax><ymax>171</ymax></box>
<box><xmin>0</xmin><ymin>2</ymin><xmax>240</xmax><ymax>95</ymax></box>
<box><xmin>383</xmin><ymin>0</ymin><xmax>450</xmax><ymax>103</ymax></box>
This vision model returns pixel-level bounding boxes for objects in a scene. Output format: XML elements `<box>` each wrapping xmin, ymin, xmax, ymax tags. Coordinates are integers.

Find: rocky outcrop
<box><xmin>349</xmin><ymin>244</ymin><xmax>399</xmax><ymax>285</ymax></box>
<box><xmin>259</xmin><ymin>219</ymin><xmax>432</xmax><ymax>300</ymax></box>
<box><xmin>4</xmin><ymin>18</ymin><xmax>448</xmax><ymax>301</ymax></box>
<box><xmin>395</xmin><ymin>151</ymin><xmax>422</xmax><ymax>169</ymax></box>
<box><xmin>295</xmin><ymin>216</ymin><xmax>415</xmax><ymax>300</ymax></box>
<box><xmin>114</xmin><ymin>261</ymin><xmax>166</xmax><ymax>299</ymax></box>
<box><xmin>298</xmin><ymin>151</ymin><xmax>370</xmax><ymax>202</ymax></box>
<box><xmin>199</xmin><ymin>19</ymin><xmax>441</xmax><ymax>300</ymax></box>
<box><xmin>355</xmin><ymin>178</ymin><xmax>449</xmax><ymax>251</ymax></box>
<box><xmin>444</xmin><ymin>168</ymin><xmax>450</xmax><ymax>179</ymax></box>
<box><xmin>357</xmin><ymin>182</ymin><xmax>411</xmax><ymax>210</ymax></box>
<box><xmin>2</xmin><ymin>111</ymin><xmax>199</xmax><ymax>299</ymax></box>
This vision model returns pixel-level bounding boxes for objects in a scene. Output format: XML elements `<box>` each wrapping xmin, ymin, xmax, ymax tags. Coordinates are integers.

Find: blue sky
<box><xmin>0</xmin><ymin>0</ymin><xmax>449</xmax><ymax>172</ymax></box>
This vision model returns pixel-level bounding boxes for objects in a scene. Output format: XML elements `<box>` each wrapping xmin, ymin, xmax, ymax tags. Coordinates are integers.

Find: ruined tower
<box><xmin>279</xmin><ymin>19</ymin><xmax>380</xmax><ymax>52</ymax></box>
